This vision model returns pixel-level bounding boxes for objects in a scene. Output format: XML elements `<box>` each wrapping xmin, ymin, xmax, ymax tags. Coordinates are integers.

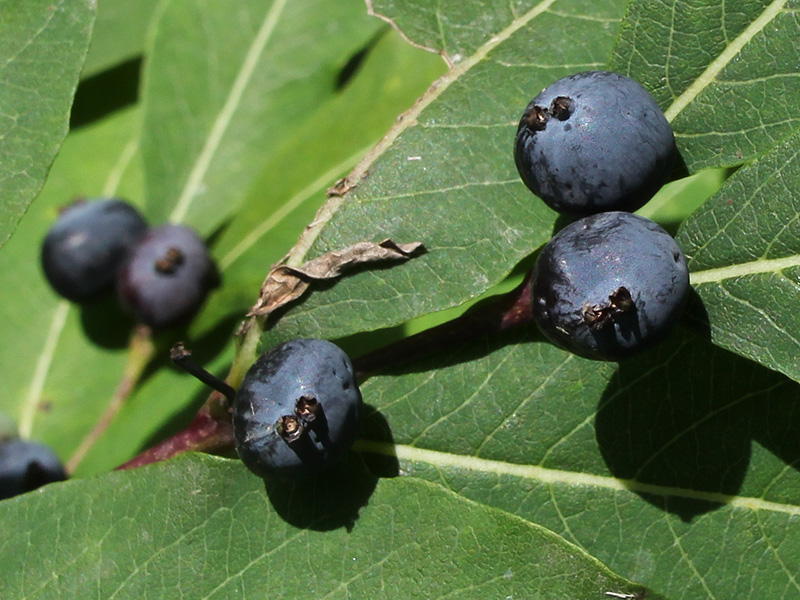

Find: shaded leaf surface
<box><xmin>678</xmin><ymin>130</ymin><xmax>800</xmax><ymax>382</ymax></box>
<box><xmin>0</xmin><ymin>0</ymin><xmax>95</xmax><ymax>247</ymax></box>
<box><xmin>357</xmin><ymin>324</ymin><xmax>800</xmax><ymax>600</ymax></box>
<box><xmin>0</xmin><ymin>453</ymin><xmax>660</xmax><ymax>600</ymax></box>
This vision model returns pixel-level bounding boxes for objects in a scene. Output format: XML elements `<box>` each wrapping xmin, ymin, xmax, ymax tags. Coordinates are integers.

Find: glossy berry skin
<box><xmin>233</xmin><ymin>338</ymin><xmax>363</xmax><ymax>480</ymax></box>
<box><xmin>117</xmin><ymin>224</ymin><xmax>218</xmax><ymax>329</ymax></box>
<box><xmin>532</xmin><ymin>212</ymin><xmax>689</xmax><ymax>361</ymax></box>
<box><xmin>0</xmin><ymin>439</ymin><xmax>67</xmax><ymax>500</ymax></box>
<box><xmin>41</xmin><ymin>198</ymin><xmax>148</xmax><ymax>302</ymax></box>
<box><xmin>514</xmin><ymin>71</ymin><xmax>676</xmax><ymax>215</ymax></box>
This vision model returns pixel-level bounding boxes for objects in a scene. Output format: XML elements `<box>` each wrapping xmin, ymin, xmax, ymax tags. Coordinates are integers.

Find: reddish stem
<box><xmin>117</xmin><ymin>395</ymin><xmax>234</xmax><ymax>470</ymax></box>
<box><xmin>352</xmin><ymin>272</ymin><xmax>534</xmax><ymax>380</ymax></box>
<box><xmin>118</xmin><ymin>273</ymin><xmax>535</xmax><ymax>470</ymax></box>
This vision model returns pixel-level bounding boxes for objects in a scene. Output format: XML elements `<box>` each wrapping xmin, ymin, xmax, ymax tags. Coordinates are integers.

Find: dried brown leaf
<box><xmin>249</xmin><ymin>239</ymin><xmax>425</xmax><ymax>316</ymax></box>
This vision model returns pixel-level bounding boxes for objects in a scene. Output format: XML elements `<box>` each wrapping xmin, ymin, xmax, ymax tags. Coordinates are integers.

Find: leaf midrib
<box><xmin>168</xmin><ymin>0</ymin><xmax>289</xmax><ymax>224</ymax></box>
<box><xmin>690</xmin><ymin>254</ymin><xmax>800</xmax><ymax>285</ymax></box>
<box><xmin>283</xmin><ymin>0</ymin><xmax>562</xmax><ymax>266</ymax></box>
<box><xmin>663</xmin><ymin>0</ymin><xmax>790</xmax><ymax>122</ymax></box>
<box><xmin>356</xmin><ymin>440</ymin><xmax>800</xmax><ymax>517</ymax></box>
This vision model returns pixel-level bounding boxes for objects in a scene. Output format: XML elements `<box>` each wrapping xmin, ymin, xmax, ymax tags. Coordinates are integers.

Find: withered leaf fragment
<box><xmin>249</xmin><ymin>239</ymin><xmax>425</xmax><ymax>317</ymax></box>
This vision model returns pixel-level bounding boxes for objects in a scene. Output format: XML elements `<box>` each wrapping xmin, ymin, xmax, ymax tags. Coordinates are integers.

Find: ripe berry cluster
<box><xmin>26</xmin><ymin>71</ymin><xmax>691</xmax><ymax>492</ymax></box>
<box><xmin>40</xmin><ymin>198</ymin><xmax>365</xmax><ymax>484</ymax></box>
<box><xmin>514</xmin><ymin>71</ymin><xmax>690</xmax><ymax>360</ymax></box>
<box><xmin>41</xmin><ymin>198</ymin><xmax>218</xmax><ymax>330</ymax></box>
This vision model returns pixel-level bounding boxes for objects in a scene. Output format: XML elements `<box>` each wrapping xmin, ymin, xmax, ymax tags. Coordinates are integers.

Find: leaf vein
<box><xmin>664</xmin><ymin>0</ymin><xmax>790</xmax><ymax>122</ymax></box>
<box><xmin>169</xmin><ymin>0</ymin><xmax>289</xmax><ymax>224</ymax></box>
<box><xmin>355</xmin><ymin>441</ymin><xmax>800</xmax><ymax>517</ymax></box>
<box><xmin>690</xmin><ymin>255</ymin><xmax>800</xmax><ymax>285</ymax></box>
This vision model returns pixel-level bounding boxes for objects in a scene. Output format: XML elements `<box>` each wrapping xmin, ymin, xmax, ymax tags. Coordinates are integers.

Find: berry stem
<box><xmin>67</xmin><ymin>325</ymin><xmax>155</xmax><ymax>474</ymax></box>
<box><xmin>228</xmin><ymin>314</ymin><xmax>263</xmax><ymax>389</ymax></box>
<box><xmin>116</xmin><ymin>403</ymin><xmax>234</xmax><ymax>470</ymax></box>
<box><xmin>170</xmin><ymin>343</ymin><xmax>236</xmax><ymax>407</ymax></box>
<box><xmin>117</xmin><ymin>274</ymin><xmax>537</xmax><ymax>470</ymax></box>
<box><xmin>353</xmin><ymin>272</ymin><xmax>534</xmax><ymax>380</ymax></box>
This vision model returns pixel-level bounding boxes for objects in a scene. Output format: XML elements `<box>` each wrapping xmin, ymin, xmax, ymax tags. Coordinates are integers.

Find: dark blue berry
<box><xmin>41</xmin><ymin>198</ymin><xmax>148</xmax><ymax>302</ymax></box>
<box><xmin>532</xmin><ymin>212</ymin><xmax>689</xmax><ymax>361</ymax></box>
<box><xmin>0</xmin><ymin>439</ymin><xmax>67</xmax><ymax>500</ymax></box>
<box><xmin>233</xmin><ymin>339</ymin><xmax>363</xmax><ymax>480</ymax></box>
<box><xmin>116</xmin><ymin>224</ymin><xmax>219</xmax><ymax>329</ymax></box>
<box><xmin>514</xmin><ymin>71</ymin><xmax>676</xmax><ymax>215</ymax></box>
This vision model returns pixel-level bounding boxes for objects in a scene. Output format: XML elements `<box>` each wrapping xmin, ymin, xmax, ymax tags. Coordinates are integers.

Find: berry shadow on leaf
<box><xmin>264</xmin><ymin>452</ymin><xmax>378</xmax><ymax>532</ymax></box>
<box><xmin>70</xmin><ymin>58</ymin><xmax>141</xmax><ymax>129</ymax></box>
<box><xmin>669</xmin><ymin>149</ymin><xmax>690</xmax><ymax>182</ymax></box>
<box><xmin>334</xmin><ymin>29</ymin><xmax>383</xmax><ymax>91</ymax></box>
<box><xmin>79</xmin><ymin>293</ymin><xmax>138</xmax><ymax>349</ymax></box>
<box><xmin>595</xmin><ymin>328</ymin><xmax>757</xmax><ymax>522</ymax></box>
<box><xmin>358</xmin><ymin>404</ymin><xmax>400</xmax><ymax>479</ymax></box>
<box><xmin>551</xmin><ymin>212</ymin><xmax>578</xmax><ymax>236</ymax></box>
<box><xmin>678</xmin><ymin>286</ymin><xmax>712</xmax><ymax>340</ymax></box>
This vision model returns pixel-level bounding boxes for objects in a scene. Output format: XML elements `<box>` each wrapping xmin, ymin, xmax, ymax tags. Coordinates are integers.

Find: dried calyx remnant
<box><xmin>524</xmin><ymin>96</ymin><xmax>574</xmax><ymax>131</ymax></box>
<box><xmin>582</xmin><ymin>286</ymin><xmax>635</xmax><ymax>330</ymax></box>
<box><xmin>277</xmin><ymin>395</ymin><xmax>323</xmax><ymax>444</ymax></box>
<box><xmin>276</xmin><ymin>415</ymin><xmax>304</xmax><ymax>443</ymax></box>
<box><xmin>154</xmin><ymin>247</ymin><xmax>184</xmax><ymax>274</ymax></box>
<box><xmin>294</xmin><ymin>394</ymin><xmax>320</xmax><ymax>422</ymax></box>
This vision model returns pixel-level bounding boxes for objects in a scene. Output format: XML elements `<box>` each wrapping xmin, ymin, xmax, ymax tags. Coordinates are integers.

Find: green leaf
<box><xmin>677</xmin><ymin>130</ymin><xmax>800</xmax><ymax>382</ymax></box>
<box><xmin>81</xmin><ymin>0</ymin><xmax>159</xmax><ymax>77</ymax></box>
<box><xmin>140</xmin><ymin>0</ymin><xmax>383</xmax><ymax>235</ymax></box>
<box><xmin>201</xmin><ymin>28</ymin><xmax>447</xmax><ymax>332</ymax></box>
<box><xmin>611</xmin><ymin>0</ymin><xmax>800</xmax><ymax>170</ymax></box>
<box><xmin>262</xmin><ymin>0</ymin><xmax>631</xmax><ymax>345</ymax></box>
<box><xmin>9</xmin><ymin>1</ymin><xmax>800</xmax><ymax>598</ymax></box>
<box><xmin>262</xmin><ymin>0</ymin><xmax>800</xmax><ymax>375</ymax></box>
<box><xmin>72</xmin><ymin>29</ymin><xmax>446</xmax><ymax>476</ymax></box>
<box><xmin>357</xmin><ymin>324</ymin><xmax>800</xmax><ymax>600</ymax></box>
<box><xmin>0</xmin><ymin>107</ymin><xmax>144</xmax><ymax>462</ymax></box>
<box><xmin>0</xmin><ymin>0</ymin><xmax>95</xmax><ymax>247</ymax></box>
<box><xmin>0</xmin><ymin>453</ymin><xmax>661</xmax><ymax>600</ymax></box>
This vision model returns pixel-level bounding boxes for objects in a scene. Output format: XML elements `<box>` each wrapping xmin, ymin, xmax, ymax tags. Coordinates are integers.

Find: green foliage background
<box><xmin>1</xmin><ymin>0</ymin><xmax>799</xmax><ymax>598</ymax></box>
